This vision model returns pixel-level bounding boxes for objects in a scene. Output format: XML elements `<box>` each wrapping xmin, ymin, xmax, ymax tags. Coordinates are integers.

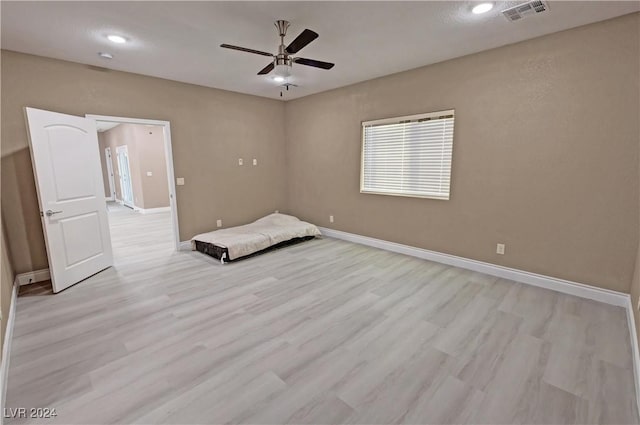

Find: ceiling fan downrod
<box><xmin>275</xmin><ymin>20</ymin><xmax>292</xmax><ymax>68</ymax></box>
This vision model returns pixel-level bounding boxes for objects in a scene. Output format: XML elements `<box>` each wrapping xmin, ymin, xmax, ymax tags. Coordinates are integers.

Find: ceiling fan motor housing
<box><xmin>275</xmin><ymin>20</ymin><xmax>290</xmax><ymax>38</ymax></box>
<box><xmin>275</xmin><ymin>55</ymin><xmax>292</xmax><ymax>66</ymax></box>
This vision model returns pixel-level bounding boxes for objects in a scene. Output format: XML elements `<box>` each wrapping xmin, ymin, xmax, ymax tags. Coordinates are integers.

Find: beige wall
<box><xmin>98</xmin><ymin>133</ymin><xmax>113</xmax><ymax>199</ymax></box>
<box><xmin>100</xmin><ymin>124</ymin><xmax>145</xmax><ymax>207</ymax></box>
<box><xmin>98</xmin><ymin>123</ymin><xmax>170</xmax><ymax>209</ymax></box>
<box><xmin>1</xmin><ymin>50</ymin><xmax>286</xmax><ymax>274</ymax></box>
<box><xmin>631</xmin><ymin>99</ymin><xmax>640</xmax><ymax>348</ymax></box>
<box><xmin>1</xmin><ymin>14</ymin><xmax>639</xmax><ymax>294</ymax></box>
<box><xmin>131</xmin><ymin>124</ymin><xmax>170</xmax><ymax>209</ymax></box>
<box><xmin>1</xmin><ymin>215</ymin><xmax>15</xmax><ymax>360</ymax></box>
<box><xmin>285</xmin><ymin>13</ymin><xmax>640</xmax><ymax>293</ymax></box>
<box><xmin>632</xmin><ymin>241</ymin><xmax>640</xmax><ymax>350</ymax></box>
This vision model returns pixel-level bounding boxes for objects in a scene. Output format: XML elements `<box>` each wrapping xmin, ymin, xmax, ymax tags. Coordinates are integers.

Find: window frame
<box><xmin>360</xmin><ymin>109</ymin><xmax>455</xmax><ymax>200</ymax></box>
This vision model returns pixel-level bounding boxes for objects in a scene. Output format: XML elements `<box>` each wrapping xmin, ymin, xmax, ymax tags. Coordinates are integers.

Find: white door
<box><xmin>25</xmin><ymin>107</ymin><xmax>113</xmax><ymax>293</ymax></box>
<box><xmin>116</xmin><ymin>146</ymin><xmax>134</xmax><ymax>208</ymax></box>
<box><xmin>105</xmin><ymin>147</ymin><xmax>116</xmax><ymax>201</ymax></box>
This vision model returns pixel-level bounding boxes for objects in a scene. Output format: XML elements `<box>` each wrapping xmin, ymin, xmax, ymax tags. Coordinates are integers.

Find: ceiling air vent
<box><xmin>502</xmin><ymin>0</ymin><xmax>549</xmax><ymax>22</ymax></box>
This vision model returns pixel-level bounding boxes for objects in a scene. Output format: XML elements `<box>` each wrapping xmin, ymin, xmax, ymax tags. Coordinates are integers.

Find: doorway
<box><xmin>89</xmin><ymin>115</ymin><xmax>180</xmax><ymax>253</ymax></box>
<box><xmin>24</xmin><ymin>108</ymin><xmax>180</xmax><ymax>292</ymax></box>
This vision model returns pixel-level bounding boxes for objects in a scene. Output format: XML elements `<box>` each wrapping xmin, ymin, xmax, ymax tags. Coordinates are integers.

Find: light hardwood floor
<box><xmin>6</xmin><ymin>205</ymin><xmax>639</xmax><ymax>424</ymax></box>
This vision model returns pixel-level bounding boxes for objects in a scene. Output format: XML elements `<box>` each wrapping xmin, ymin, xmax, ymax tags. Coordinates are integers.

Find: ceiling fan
<box><xmin>220</xmin><ymin>20</ymin><xmax>335</xmax><ymax>81</ymax></box>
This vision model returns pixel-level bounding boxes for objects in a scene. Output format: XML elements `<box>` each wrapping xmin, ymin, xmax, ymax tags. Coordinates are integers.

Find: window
<box><xmin>361</xmin><ymin>110</ymin><xmax>455</xmax><ymax>200</ymax></box>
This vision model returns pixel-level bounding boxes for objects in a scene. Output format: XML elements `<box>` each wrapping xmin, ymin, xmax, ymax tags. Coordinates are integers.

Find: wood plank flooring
<box><xmin>5</xmin><ymin>205</ymin><xmax>639</xmax><ymax>424</ymax></box>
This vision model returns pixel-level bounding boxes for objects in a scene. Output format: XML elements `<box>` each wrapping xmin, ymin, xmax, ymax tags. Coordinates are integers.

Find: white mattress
<box><xmin>191</xmin><ymin>213</ymin><xmax>321</xmax><ymax>260</ymax></box>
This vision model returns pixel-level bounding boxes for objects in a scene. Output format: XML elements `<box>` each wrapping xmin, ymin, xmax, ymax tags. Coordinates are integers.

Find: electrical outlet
<box><xmin>238</xmin><ymin>158</ymin><xmax>243</xmax><ymax>166</ymax></box>
<box><xmin>329</xmin><ymin>215</ymin><xmax>334</xmax><ymax>223</ymax></box>
<box><xmin>216</xmin><ymin>219</ymin><xmax>222</xmax><ymax>228</ymax></box>
<box><xmin>253</xmin><ymin>158</ymin><xmax>258</xmax><ymax>166</ymax></box>
<box><xmin>176</xmin><ymin>177</ymin><xmax>185</xmax><ymax>186</ymax></box>
<box><xmin>146</xmin><ymin>171</ymin><xmax>153</xmax><ymax>177</ymax></box>
<box><xmin>496</xmin><ymin>243</ymin><xmax>505</xmax><ymax>255</ymax></box>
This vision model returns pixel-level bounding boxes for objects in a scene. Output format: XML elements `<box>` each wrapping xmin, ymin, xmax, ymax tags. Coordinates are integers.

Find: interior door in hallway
<box><xmin>25</xmin><ymin>107</ymin><xmax>113</xmax><ymax>293</ymax></box>
<box><xmin>105</xmin><ymin>147</ymin><xmax>116</xmax><ymax>200</ymax></box>
<box><xmin>116</xmin><ymin>145</ymin><xmax>134</xmax><ymax>208</ymax></box>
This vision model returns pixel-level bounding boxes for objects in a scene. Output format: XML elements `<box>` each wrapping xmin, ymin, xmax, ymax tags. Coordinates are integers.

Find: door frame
<box><xmin>115</xmin><ymin>145</ymin><xmax>135</xmax><ymax>209</ymax></box>
<box><xmin>86</xmin><ymin>114</ymin><xmax>180</xmax><ymax>252</ymax></box>
<box><xmin>104</xmin><ymin>147</ymin><xmax>116</xmax><ymax>201</ymax></box>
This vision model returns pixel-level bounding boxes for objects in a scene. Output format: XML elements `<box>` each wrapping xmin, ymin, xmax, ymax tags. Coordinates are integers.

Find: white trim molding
<box><xmin>135</xmin><ymin>206</ymin><xmax>171</xmax><ymax>215</ymax></box>
<box><xmin>319</xmin><ymin>227</ymin><xmax>628</xmax><ymax>307</ymax></box>
<box><xmin>1</xmin><ymin>281</ymin><xmax>18</xmax><ymax>414</ymax></box>
<box><xmin>626</xmin><ymin>297</ymin><xmax>640</xmax><ymax>417</ymax></box>
<box><xmin>15</xmin><ymin>269</ymin><xmax>50</xmax><ymax>286</ymax></box>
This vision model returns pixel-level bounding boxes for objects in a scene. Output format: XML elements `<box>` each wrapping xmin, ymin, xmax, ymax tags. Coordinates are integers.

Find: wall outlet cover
<box><xmin>496</xmin><ymin>243</ymin><xmax>505</xmax><ymax>255</ymax></box>
<box><xmin>176</xmin><ymin>177</ymin><xmax>185</xmax><ymax>186</ymax></box>
<box><xmin>146</xmin><ymin>171</ymin><xmax>153</xmax><ymax>177</ymax></box>
<box><xmin>238</xmin><ymin>158</ymin><xmax>243</xmax><ymax>166</ymax></box>
<box><xmin>253</xmin><ymin>159</ymin><xmax>258</xmax><ymax>166</ymax></box>
<box><xmin>216</xmin><ymin>219</ymin><xmax>222</xmax><ymax>228</ymax></box>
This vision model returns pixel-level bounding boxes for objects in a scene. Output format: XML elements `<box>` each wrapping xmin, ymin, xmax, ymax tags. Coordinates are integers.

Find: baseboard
<box><xmin>105</xmin><ymin>196</ymin><xmax>114</xmax><ymax>202</ymax></box>
<box><xmin>179</xmin><ymin>241</ymin><xmax>192</xmax><ymax>251</ymax></box>
<box><xmin>15</xmin><ymin>269</ymin><xmax>50</xmax><ymax>286</ymax></box>
<box><xmin>136</xmin><ymin>207</ymin><xmax>171</xmax><ymax>214</ymax></box>
<box><xmin>1</xmin><ymin>281</ymin><xmax>18</xmax><ymax>415</ymax></box>
<box><xmin>626</xmin><ymin>296</ymin><xmax>640</xmax><ymax>417</ymax></box>
<box><xmin>318</xmin><ymin>227</ymin><xmax>628</xmax><ymax>307</ymax></box>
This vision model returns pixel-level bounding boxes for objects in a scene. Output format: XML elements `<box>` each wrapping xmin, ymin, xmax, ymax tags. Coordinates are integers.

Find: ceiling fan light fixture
<box><xmin>274</xmin><ymin>63</ymin><xmax>292</xmax><ymax>78</ymax></box>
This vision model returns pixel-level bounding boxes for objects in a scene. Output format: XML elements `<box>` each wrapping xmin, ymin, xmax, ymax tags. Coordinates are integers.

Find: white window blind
<box><xmin>361</xmin><ymin>110</ymin><xmax>454</xmax><ymax>200</ymax></box>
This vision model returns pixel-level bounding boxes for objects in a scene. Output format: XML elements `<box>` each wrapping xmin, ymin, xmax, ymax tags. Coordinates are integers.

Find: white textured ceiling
<box><xmin>2</xmin><ymin>1</ymin><xmax>638</xmax><ymax>100</ymax></box>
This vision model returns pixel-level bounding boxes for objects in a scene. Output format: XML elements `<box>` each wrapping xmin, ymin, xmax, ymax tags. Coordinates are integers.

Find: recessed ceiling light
<box><xmin>272</xmin><ymin>76</ymin><xmax>285</xmax><ymax>83</ymax></box>
<box><xmin>98</xmin><ymin>52</ymin><xmax>113</xmax><ymax>59</ymax></box>
<box><xmin>472</xmin><ymin>2</ymin><xmax>494</xmax><ymax>14</ymax></box>
<box><xmin>107</xmin><ymin>34</ymin><xmax>127</xmax><ymax>44</ymax></box>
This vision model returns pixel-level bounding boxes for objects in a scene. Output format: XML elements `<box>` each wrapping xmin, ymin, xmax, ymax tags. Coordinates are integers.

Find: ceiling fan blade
<box><xmin>257</xmin><ymin>62</ymin><xmax>275</xmax><ymax>75</ymax></box>
<box><xmin>294</xmin><ymin>57</ymin><xmax>335</xmax><ymax>70</ymax></box>
<box><xmin>285</xmin><ymin>29</ymin><xmax>318</xmax><ymax>54</ymax></box>
<box><xmin>220</xmin><ymin>44</ymin><xmax>274</xmax><ymax>57</ymax></box>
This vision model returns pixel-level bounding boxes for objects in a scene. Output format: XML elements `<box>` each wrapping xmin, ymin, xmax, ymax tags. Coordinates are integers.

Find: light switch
<box><xmin>176</xmin><ymin>177</ymin><xmax>185</xmax><ymax>186</ymax></box>
<box><xmin>146</xmin><ymin>171</ymin><xmax>153</xmax><ymax>177</ymax></box>
<box><xmin>238</xmin><ymin>158</ymin><xmax>243</xmax><ymax>166</ymax></box>
<box><xmin>253</xmin><ymin>159</ymin><xmax>258</xmax><ymax>166</ymax></box>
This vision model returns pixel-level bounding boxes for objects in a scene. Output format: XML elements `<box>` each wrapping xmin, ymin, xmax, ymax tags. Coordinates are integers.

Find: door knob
<box><xmin>45</xmin><ymin>209</ymin><xmax>62</xmax><ymax>217</ymax></box>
